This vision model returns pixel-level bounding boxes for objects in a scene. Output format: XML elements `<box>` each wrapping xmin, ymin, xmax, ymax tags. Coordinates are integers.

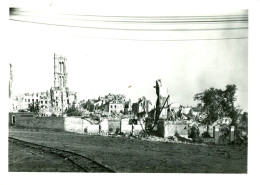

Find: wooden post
<box><xmin>229</xmin><ymin>126</ymin><xmax>235</xmax><ymax>143</ymax></box>
<box><xmin>213</xmin><ymin>126</ymin><xmax>219</xmax><ymax>144</ymax></box>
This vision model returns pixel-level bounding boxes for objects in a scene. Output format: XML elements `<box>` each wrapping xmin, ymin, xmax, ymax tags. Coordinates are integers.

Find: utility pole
<box><xmin>61</xmin><ymin>91</ymin><xmax>63</xmax><ymax>116</ymax></box>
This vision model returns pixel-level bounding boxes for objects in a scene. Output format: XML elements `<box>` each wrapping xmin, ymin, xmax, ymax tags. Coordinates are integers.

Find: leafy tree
<box><xmin>194</xmin><ymin>87</ymin><xmax>223</xmax><ymax>124</ymax></box>
<box><xmin>81</xmin><ymin>102</ymin><xmax>88</xmax><ymax>109</ymax></box>
<box><xmin>65</xmin><ymin>103</ymin><xmax>82</xmax><ymax>117</ymax></box>
<box><xmin>18</xmin><ymin>109</ymin><xmax>27</xmax><ymax>112</ymax></box>
<box><xmin>240</xmin><ymin>112</ymin><xmax>248</xmax><ymax>125</ymax></box>
<box><xmin>194</xmin><ymin>84</ymin><xmax>239</xmax><ymax>128</ymax></box>
<box><xmin>28</xmin><ymin>101</ymin><xmax>40</xmax><ymax>114</ymax></box>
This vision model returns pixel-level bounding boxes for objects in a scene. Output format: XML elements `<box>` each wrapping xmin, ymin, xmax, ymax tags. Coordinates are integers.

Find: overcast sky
<box><xmin>8</xmin><ymin>1</ymin><xmax>248</xmax><ymax>111</ymax></box>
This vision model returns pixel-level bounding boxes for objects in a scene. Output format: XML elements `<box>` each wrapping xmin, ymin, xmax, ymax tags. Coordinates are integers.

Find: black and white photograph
<box><xmin>2</xmin><ymin>0</ymin><xmax>260</xmax><ymax>184</ymax></box>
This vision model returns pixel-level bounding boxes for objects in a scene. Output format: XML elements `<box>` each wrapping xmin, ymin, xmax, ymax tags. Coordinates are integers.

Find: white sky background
<box><xmin>8</xmin><ymin>3</ymin><xmax>248</xmax><ymax>111</ymax></box>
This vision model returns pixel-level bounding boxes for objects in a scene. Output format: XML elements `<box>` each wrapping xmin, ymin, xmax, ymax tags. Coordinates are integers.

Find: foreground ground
<box><xmin>9</xmin><ymin>139</ymin><xmax>85</xmax><ymax>172</ymax></box>
<box><xmin>9</xmin><ymin>127</ymin><xmax>247</xmax><ymax>173</ymax></box>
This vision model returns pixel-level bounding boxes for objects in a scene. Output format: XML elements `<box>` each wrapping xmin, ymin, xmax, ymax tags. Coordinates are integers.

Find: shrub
<box><xmin>202</xmin><ymin>131</ymin><xmax>211</xmax><ymax>138</ymax></box>
<box><xmin>51</xmin><ymin>113</ymin><xmax>57</xmax><ymax>117</ymax></box>
<box><xmin>66</xmin><ymin>105</ymin><xmax>82</xmax><ymax>117</ymax></box>
<box><xmin>188</xmin><ymin>125</ymin><xmax>200</xmax><ymax>138</ymax></box>
<box><xmin>219</xmin><ymin>124</ymin><xmax>230</xmax><ymax>139</ymax></box>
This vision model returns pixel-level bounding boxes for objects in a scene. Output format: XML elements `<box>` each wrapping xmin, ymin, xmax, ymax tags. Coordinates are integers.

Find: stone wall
<box><xmin>108</xmin><ymin>119</ymin><xmax>120</xmax><ymax>134</ymax></box>
<box><xmin>176</xmin><ymin>125</ymin><xmax>188</xmax><ymax>138</ymax></box>
<box><xmin>157</xmin><ymin>120</ymin><xmax>188</xmax><ymax>138</ymax></box>
<box><xmin>14</xmin><ymin>116</ymin><xmax>64</xmax><ymax>131</ymax></box>
<box><xmin>121</xmin><ymin>118</ymin><xmax>129</xmax><ymax>125</ymax></box>
<box><xmin>99</xmin><ymin>119</ymin><xmax>109</xmax><ymax>135</ymax></box>
<box><xmin>11</xmin><ymin>112</ymin><xmax>221</xmax><ymax>141</ymax></box>
<box><xmin>120</xmin><ymin>124</ymin><xmax>132</xmax><ymax>134</ymax></box>
<box><xmin>10</xmin><ymin>113</ymin><xmax>89</xmax><ymax>133</ymax></box>
<box><xmin>64</xmin><ymin>117</ymin><xmax>90</xmax><ymax>134</ymax></box>
<box><xmin>132</xmin><ymin>124</ymin><xmax>145</xmax><ymax>136</ymax></box>
<box><xmin>164</xmin><ymin>124</ymin><xmax>176</xmax><ymax>138</ymax></box>
<box><xmin>9</xmin><ymin>112</ymin><xmax>37</xmax><ymax>125</ymax></box>
<box><xmin>198</xmin><ymin>125</ymin><xmax>214</xmax><ymax>137</ymax></box>
<box><xmin>85</xmin><ymin>125</ymin><xmax>99</xmax><ymax>134</ymax></box>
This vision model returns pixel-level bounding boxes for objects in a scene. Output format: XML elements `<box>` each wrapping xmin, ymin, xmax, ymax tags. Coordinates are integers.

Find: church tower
<box><xmin>50</xmin><ymin>53</ymin><xmax>77</xmax><ymax>116</ymax></box>
<box><xmin>54</xmin><ymin>53</ymin><xmax>68</xmax><ymax>89</ymax></box>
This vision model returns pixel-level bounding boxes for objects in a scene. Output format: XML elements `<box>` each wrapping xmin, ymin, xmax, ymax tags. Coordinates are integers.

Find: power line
<box><xmin>11</xmin><ymin>8</ymin><xmax>248</xmax><ymax>20</ymax></box>
<box><xmin>9</xmin><ymin>19</ymin><xmax>248</xmax><ymax>32</ymax></box>
<box><xmin>11</xmin><ymin>12</ymin><xmax>248</xmax><ymax>24</ymax></box>
<box><xmin>69</xmin><ymin>35</ymin><xmax>248</xmax><ymax>42</ymax></box>
<box><xmin>63</xmin><ymin>14</ymin><xmax>248</xmax><ymax>19</ymax></box>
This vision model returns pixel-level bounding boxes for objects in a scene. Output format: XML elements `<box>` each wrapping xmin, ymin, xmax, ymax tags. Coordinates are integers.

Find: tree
<box><xmin>240</xmin><ymin>112</ymin><xmax>248</xmax><ymax>126</ymax></box>
<box><xmin>65</xmin><ymin>103</ymin><xmax>82</xmax><ymax>117</ymax></box>
<box><xmin>28</xmin><ymin>101</ymin><xmax>40</xmax><ymax>114</ymax></box>
<box><xmin>194</xmin><ymin>87</ymin><xmax>223</xmax><ymax>124</ymax></box>
<box><xmin>194</xmin><ymin>84</ymin><xmax>239</xmax><ymax>128</ymax></box>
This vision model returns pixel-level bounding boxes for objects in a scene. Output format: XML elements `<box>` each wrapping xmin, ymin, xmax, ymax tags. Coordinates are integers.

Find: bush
<box><xmin>202</xmin><ymin>131</ymin><xmax>211</xmax><ymax>138</ymax></box>
<box><xmin>51</xmin><ymin>113</ymin><xmax>57</xmax><ymax>117</ymax></box>
<box><xmin>66</xmin><ymin>105</ymin><xmax>82</xmax><ymax>117</ymax></box>
<box><xmin>18</xmin><ymin>109</ymin><xmax>27</xmax><ymax>112</ymax></box>
<box><xmin>219</xmin><ymin>124</ymin><xmax>230</xmax><ymax>139</ymax></box>
<box><xmin>188</xmin><ymin>125</ymin><xmax>200</xmax><ymax>138</ymax></box>
<box><xmin>236</xmin><ymin>127</ymin><xmax>248</xmax><ymax>145</ymax></box>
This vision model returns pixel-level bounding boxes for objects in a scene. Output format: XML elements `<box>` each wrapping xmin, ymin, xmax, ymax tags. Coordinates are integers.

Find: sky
<box><xmin>7</xmin><ymin>1</ymin><xmax>248</xmax><ymax>111</ymax></box>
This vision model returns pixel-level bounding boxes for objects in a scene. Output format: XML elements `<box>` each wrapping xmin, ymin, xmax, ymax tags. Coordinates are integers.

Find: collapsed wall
<box><xmin>9</xmin><ymin>112</ymin><xmax>236</xmax><ymax>144</ymax></box>
<box><xmin>9</xmin><ymin>113</ymin><xmax>145</xmax><ymax>135</ymax></box>
<box><xmin>157</xmin><ymin>120</ymin><xmax>188</xmax><ymax>138</ymax></box>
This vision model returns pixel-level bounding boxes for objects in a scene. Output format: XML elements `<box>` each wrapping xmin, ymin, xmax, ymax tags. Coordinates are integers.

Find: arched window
<box><xmin>60</xmin><ymin>76</ymin><xmax>63</xmax><ymax>87</ymax></box>
<box><xmin>61</xmin><ymin>62</ymin><xmax>64</xmax><ymax>73</ymax></box>
<box><xmin>59</xmin><ymin>62</ymin><xmax>62</xmax><ymax>73</ymax></box>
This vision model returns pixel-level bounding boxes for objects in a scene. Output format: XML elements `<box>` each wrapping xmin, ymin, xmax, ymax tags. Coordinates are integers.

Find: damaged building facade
<box><xmin>132</xmin><ymin>96</ymin><xmax>153</xmax><ymax>117</ymax></box>
<box><xmin>50</xmin><ymin>53</ymin><xmax>77</xmax><ymax>115</ymax></box>
<box><xmin>155</xmin><ymin>79</ymin><xmax>169</xmax><ymax>119</ymax></box>
<box><xmin>84</xmin><ymin>93</ymin><xmax>132</xmax><ymax>115</ymax></box>
<box><xmin>12</xmin><ymin>91</ymin><xmax>51</xmax><ymax>111</ymax></box>
<box><xmin>9</xmin><ymin>53</ymin><xmax>77</xmax><ymax>116</ymax></box>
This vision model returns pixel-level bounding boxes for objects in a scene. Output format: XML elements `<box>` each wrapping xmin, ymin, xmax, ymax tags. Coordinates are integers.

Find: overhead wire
<box><xmin>9</xmin><ymin>19</ymin><xmax>248</xmax><ymax>32</ymax></box>
<box><xmin>11</xmin><ymin>8</ymin><xmax>248</xmax><ymax>20</ymax></box>
<box><xmin>67</xmin><ymin>35</ymin><xmax>248</xmax><ymax>42</ymax></box>
<box><xmin>10</xmin><ymin>13</ymin><xmax>248</xmax><ymax>24</ymax></box>
<box><xmin>9</xmin><ymin>8</ymin><xmax>248</xmax><ymax>42</ymax></box>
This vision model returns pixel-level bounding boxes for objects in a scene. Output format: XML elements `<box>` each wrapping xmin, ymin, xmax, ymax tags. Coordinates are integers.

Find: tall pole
<box><xmin>54</xmin><ymin>53</ymin><xmax>56</xmax><ymax>87</ymax></box>
<box><xmin>9</xmin><ymin>64</ymin><xmax>13</xmax><ymax>99</ymax></box>
<box><xmin>61</xmin><ymin>91</ymin><xmax>63</xmax><ymax>116</ymax></box>
<box><xmin>9</xmin><ymin>64</ymin><xmax>13</xmax><ymax>111</ymax></box>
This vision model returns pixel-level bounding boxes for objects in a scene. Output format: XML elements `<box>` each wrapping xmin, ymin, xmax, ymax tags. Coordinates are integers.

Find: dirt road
<box><xmin>9</xmin><ymin>127</ymin><xmax>247</xmax><ymax>173</ymax></box>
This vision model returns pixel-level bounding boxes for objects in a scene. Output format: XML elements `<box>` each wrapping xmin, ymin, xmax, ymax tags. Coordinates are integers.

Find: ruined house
<box><xmin>131</xmin><ymin>96</ymin><xmax>153</xmax><ymax>117</ymax></box>
<box><xmin>85</xmin><ymin>93</ymin><xmax>127</xmax><ymax>114</ymax></box>
<box><xmin>155</xmin><ymin>79</ymin><xmax>169</xmax><ymax>119</ymax></box>
<box><xmin>124</xmin><ymin>99</ymin><xmax>132</xmax><ymax>114</ymax></box>
<box><xmin>10</xmin><ymin>91</ymin><xmax>52</xmax><ymax>112</ymax></box>
<box><xmin>109</xmin><ymin>99</ymin><xmax>124</xmax><ymax>113</ymax></box>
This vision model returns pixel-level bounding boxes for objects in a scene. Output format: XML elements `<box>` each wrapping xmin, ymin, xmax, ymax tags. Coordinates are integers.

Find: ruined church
<box><xmin>9</xmin><ymin>53</ymin><xmax>77</xmax><ymax>116</ymax></box>
<box><xmin>50</xmin><ymin>53</ymin><xmax>77</xmax><ymax>114</ymax></box>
